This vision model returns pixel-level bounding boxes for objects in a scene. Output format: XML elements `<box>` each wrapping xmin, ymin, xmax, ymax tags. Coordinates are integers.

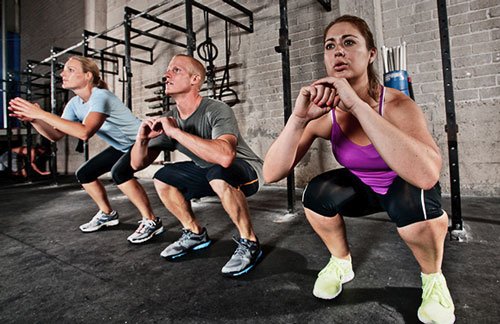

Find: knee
<box><xmin>111</xmin><ymin>164</ymin><xmax>134</xmax><ymax>185</ymax></box>
<box><xmin>302</xmin><ymin>179</ymin><xmax>340</xmax><ymax>217</ymax></box>
<box><xmin>209</xmin><ymin>179</ymin><xmax>231</xmax><ymax>196</ymax></box>
<box><xmin>154</xmin><ymin>178</ymin><xmax>175</xmax><ymax>195</ymax></box>
<box><xmin>111</xmin><ymin>163</ymin><xmax>134</xmax><ymax>185</ymax></box>
<box><xmin>75</xmin><ymin>165</ymin><xmax>93</xmax><ymax>184</ymax></box>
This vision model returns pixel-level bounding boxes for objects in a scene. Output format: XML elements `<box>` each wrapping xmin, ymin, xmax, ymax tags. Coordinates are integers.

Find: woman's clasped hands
<box><xmin>294</xmin><ymin>77</ymin><xmax>364</xmax><ymax>123</ymax></box>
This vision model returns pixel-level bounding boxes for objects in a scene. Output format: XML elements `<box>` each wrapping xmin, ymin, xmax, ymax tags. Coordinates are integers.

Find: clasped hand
<box><xmin>138</xmin><ymin>117</ymin><xmax>178</xmax><ymax>140</ymax></box>
<box><xmin>293</xmin><ymin>77</ymin><xmax>362</xmax><ymax>122</ymax></box>
<box><xmin>8</xmin><ymin>97</ymin><xmax>45</xmax><ymax>122</ymax></box>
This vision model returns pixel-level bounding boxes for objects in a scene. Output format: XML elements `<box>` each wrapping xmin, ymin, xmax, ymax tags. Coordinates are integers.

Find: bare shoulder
<box><xmin>382</xmin><ymin>87</ymin><xmax>438</xmax><ymax>147</ymax></box>
<box><xmin>383</xmin><ymin>87</ymin><xmax>425</xmax><ymax>123</ymax></box>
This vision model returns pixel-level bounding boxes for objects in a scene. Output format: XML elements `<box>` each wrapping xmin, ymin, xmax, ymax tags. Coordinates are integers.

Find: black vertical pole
<box><xmin>185</xmin><ymin>0</ymin><xmax>196</xmax><ymax>56</ymax></box>
<box><xmin>99</xmin><ymin>50</ymin><xmax>105</xmax><ymax>81</ymax></box>
<box><xmin>436</xmin><ymin>0</ymin><xmax>462</xmax><ymax>235</ymax></box>
<box><xmin>275</xmin><ymin>0</ymin><xmax>295</xmax><ymax>213</ymax></box>
<box><xmin>124</xmin><ymin>7</ymin><xmax>133</xmax><ymax>110</ymax></box>
<box><xmin>25</xmin><ymin>63</ymin><xmax>34</xmax><ymax>180</ymax></box>
<box><xmin>82</xmin><ymin>32</ymin><xmax>90</xmax><ymax>161</ymax></box>
<box><xmin>50</xmin><ymin>48</ymin><xmax>58</xmax><ymax>184</ymax></box>
<box><xmin>6</xmin><ymin>73</ymin><xmax>12</xmax><ymax>175</ymax></box>
<box><xmin>121</xmin><ymin>57</ymin><xmax>126</xmax><ymax>102</ymax></box>
<box><xmin>2</xmin><ymin>0</ymin><xmax>12</xmax><ymax>175</ymax></box>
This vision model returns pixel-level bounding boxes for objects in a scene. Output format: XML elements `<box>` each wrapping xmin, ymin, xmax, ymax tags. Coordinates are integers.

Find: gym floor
<box><xmin>0</xmin><ymin>176</ymin><xmax>498</xmax><ymax>323</ymax></box>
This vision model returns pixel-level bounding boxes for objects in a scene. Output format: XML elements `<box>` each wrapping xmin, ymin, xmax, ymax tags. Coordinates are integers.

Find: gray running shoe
<box><xmin>160</xmin><ymin>228</ymin><xmax>212</xmax><ymax>260</ymax></box>
<box><xmin>79</xmin><ymin>210</ymin><xmax>119</xmax><ymax>233</ymax></box>
<box><xmin>221</xmin><ymin>237</ymin><xmax>263</xmax><ymax>277</ymax></box>
<box><xmin>127</xmin><ymin>218</ymin><xmax>164</xmax><ymax>244</ymax></box>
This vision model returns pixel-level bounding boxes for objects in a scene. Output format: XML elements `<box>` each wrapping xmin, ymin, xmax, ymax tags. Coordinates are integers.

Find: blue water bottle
<box><xmin>384</xmin><ymin>70</ymin><xmax>409</xmax><ymax>97</ymax></box>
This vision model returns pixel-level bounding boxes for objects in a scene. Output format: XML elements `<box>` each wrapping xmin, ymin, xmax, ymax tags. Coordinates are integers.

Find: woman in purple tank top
<box><xmin>264</xmin><ymin>15</ymin><xmax>455</xmax><ymax>324</ymax></box>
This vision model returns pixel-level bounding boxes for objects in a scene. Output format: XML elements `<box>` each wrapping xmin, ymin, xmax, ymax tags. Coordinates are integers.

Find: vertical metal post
<box><xmin>1</xmin><ymin>0</ymin><xmax>7</xmax><ymax>129</ymax></box>
<box><xmin>25</xmin><ymin>63</ymin><xmax>34</xmax><ymax>179</ymax></box>
<box><xmin>2</xmin><ymin>0</ymin><xmax>13</xmax><ymax>174</ymax></box>
<box><xmin>275</xmin><ymin>0</ymin><xmax>295</xmax><ymax>213</ymax></box>
<box><xmin>436</xmin><ymin>0</ymin><xmax>462</xmax><ymax>235</ymax></box>
<box><xmin>82</xmin><ymin>32</ymin><xmax>90</xmax><ymax>161</ymax></box>
<box><xmin>123</xmin><ymin>7</ymin><xmax>133</xmax><ymax>110</ymax></box>
<box><xmin>50</xmin><ymin>48</ymin><xmax>58</xmax><ymax>183</ymax></box>
<box><xmin>185</xmin><ymin>0</ymin><xmax>196</xmax><ymax>56</ymax></box>
<box><xmin>99</xmin><ymin>50</ymin><xmax>105</xmax><ymax>80</ymax></box>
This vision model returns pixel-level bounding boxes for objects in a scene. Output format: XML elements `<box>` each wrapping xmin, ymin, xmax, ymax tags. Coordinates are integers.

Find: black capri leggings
<box><xmin>302</xmin><ymin>168</ymin><xmax>444</xmax><ymax>227</ymax></box>
<box><xmin>75</xmin><ymin>146</ymin><xmax>135</xmax><ymax>185</ymax></box>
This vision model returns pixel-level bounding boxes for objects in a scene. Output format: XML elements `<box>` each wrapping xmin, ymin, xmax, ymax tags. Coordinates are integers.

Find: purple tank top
<box><xmin>330</xmin><ymin>86</ymin><xmax>397</xmax><ymax>194</ymax></box>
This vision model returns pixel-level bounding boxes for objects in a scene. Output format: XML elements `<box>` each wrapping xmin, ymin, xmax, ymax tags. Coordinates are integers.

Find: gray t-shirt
<box><xmin>149</xmin><ymin>97</ymin><xmax>263</xmax><ymax>186</ymax></box>
<box><xmin>62</xmin><ymin>87</ymin><xmax>141</xmax><ymax>152</ymax></box>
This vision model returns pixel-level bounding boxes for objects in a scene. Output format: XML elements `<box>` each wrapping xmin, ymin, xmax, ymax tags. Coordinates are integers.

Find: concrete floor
<box><xmin>0</xmin><ymin>176</ymin><xmax>499</xmax><ymax>323</ymax></box>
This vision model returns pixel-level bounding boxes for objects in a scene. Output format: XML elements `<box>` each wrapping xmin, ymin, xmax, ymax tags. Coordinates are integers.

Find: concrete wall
<box><xmin>19</xmin><ymin>0</ymin><xmax>500</xmax><ymax>197</ymax></box>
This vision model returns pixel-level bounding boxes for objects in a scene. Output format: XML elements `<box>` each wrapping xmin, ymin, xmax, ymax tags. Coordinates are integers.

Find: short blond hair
<box><xmin>172</xmin><ymin>54</ymin><xmax>206</xmax><ymax>88</ymax></box>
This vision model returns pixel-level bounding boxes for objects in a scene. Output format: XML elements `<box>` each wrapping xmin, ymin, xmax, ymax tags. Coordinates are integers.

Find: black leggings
<box><xmin>302</xmin><ymin>168</ymin><xmax>444</xmax><ymax>227</ymax></box>
<box><xmin>75</xmin><ymin>146</ymin><xmax>135</xmax><ymax>185</ymax></box>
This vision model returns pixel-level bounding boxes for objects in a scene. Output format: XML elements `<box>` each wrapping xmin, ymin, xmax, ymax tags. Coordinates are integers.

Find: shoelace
<box><xmin>318</xmin><ymin>258</ymin><xmax>344</xmax><ymax>279</ymax></box>
<box><xmin>422</xmin><ymin>276</ymin><xmax>453</xmax><ymax>308</ymax></box>
<box><xmin>135</xmin><ymin>219</ymin><xmax>156</xmax><ymax>234</ymax></box>
<box><xmin>91</xmin><ymin>212</ymin><xmax>108</xmax><ymax>224</ymax></box>
<box><xmin>91</xmin><ymin>214</ymin><xmax>102</xmax><ymax>222</ymax></box>
<box><xmin>232</xmin><ymin>237</ymin><xmax>251</xmax><ymax>257</ymax></box>
<box><xmin>177</xmin><ymin>229</ymin><xmax>197</xmax><ymax>247</ymax></box>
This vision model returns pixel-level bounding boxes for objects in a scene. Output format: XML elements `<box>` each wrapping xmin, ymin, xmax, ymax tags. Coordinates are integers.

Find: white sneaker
<box><xmin>127</xmin><ymin>218</ymin><xmax>164</xmax><ymax>244</ymax></box>
<box><xmin>79</xmin><ymin>210</ymin><xmax>119</xmax><ymax>232</ymax></box>
<box><xmin>313</xmin><ymin>255</ymin><xmax>354</xmax><ymax>299</ymax></box>
<box><xmin>418</xmin><ymin>272</ymin><xmax>455</xmax><ymax>324</ymax></box>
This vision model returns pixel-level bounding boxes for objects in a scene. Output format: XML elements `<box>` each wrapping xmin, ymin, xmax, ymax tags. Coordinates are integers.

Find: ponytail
<box><xmin>96</xmin><ymin>77</ymin><xmax>109</xmax><ymax>90</ymax></box>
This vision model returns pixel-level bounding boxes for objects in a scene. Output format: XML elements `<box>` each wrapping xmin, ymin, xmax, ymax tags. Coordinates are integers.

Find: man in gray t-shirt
<box><xmin>131</xmin><ymin>54</ymin><xmax>263</xmax><ymax>277</ymax></box>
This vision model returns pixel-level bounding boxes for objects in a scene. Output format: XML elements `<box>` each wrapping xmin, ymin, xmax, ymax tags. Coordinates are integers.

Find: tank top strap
<box><xmin>378</xmin><ymin>85</ymin><xmax>385</xmax><ymax>116</ymax></box>
<box><xmin>330</xmin><ymin>108</ymin><xmax>339</xmax><ymax>150</ymax></box>
<box><xmin>330</xmin><ymin>108</ymin><xmax>338</xmax><ymax>136</ymax></box>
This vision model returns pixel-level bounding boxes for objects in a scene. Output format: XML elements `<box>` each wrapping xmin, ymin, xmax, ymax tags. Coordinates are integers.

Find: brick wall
<box><xmin>18</xmin><ymin>0</ymin><xmax>500</xmax><ymax>196</ymax></box>
<box><xmin>20</xmin><ymin>0</ymin><xmax>84</xmax><ymax>63</ymax></box>
<box><xmin>380</xmin><ymin>0</ymin><xmax>500</xmax><ymax>196</ymax></box>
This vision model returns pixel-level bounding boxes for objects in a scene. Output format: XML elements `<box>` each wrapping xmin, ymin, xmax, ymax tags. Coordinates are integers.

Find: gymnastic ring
<box><xmin>197</xmin><ymin>39</ymin><xmax>218</xmax><ymax>62</ymax></box>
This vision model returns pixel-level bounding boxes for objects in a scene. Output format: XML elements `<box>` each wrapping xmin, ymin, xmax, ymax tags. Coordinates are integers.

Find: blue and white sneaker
<box><xmin>127</xmin><ymin>217</ymin><xmax>164</xmax><ymax>244</ymax></box>
<box><xmin>160</xmin><ymin>228</ymin><xmax>212</xmax><ymax>260</ymax></box>
<box><xmin>221</xmin><ymin>237</ymin><xmax>263</xmax><ymax>277</ymax></box>
<box><xmin>79</xmin><ymin>210</ymin><xmax>119</xmax><ymax>233</ymax></box>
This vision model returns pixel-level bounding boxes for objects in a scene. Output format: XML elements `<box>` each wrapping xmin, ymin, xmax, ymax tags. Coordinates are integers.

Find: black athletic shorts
<box><xmin>302</xmin><ymin>168</ymin><xmax>444</xmax><ymax>227</ymax></box>
<box><xmin>153</xmin><ymin>159</ymin><xmax>259</xmax><ymax>201</ymax></box>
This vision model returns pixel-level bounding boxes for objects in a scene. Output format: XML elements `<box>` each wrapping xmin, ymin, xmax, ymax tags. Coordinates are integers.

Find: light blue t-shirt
<box><xmin>61</xmin><ymin>88</ymin><xmax>141</xmax><ymax>152</ymax></box>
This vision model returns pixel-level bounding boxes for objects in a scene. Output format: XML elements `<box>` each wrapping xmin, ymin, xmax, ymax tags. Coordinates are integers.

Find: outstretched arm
<box><xmin>9</xmin><ymin>97</ymin><xmax>106</xmax><ymax>141</ymax></box>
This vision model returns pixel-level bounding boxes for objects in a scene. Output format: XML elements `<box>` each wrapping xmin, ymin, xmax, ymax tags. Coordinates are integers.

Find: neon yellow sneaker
<box><xmin>418</xmin><ymin>272</ymin><xmax>455</xmax><ymax>324</ymax></box>
<box><xmin>313</xmin><ymin>255</ymin><xmax>354</xmax><ymax>299</ymax></box>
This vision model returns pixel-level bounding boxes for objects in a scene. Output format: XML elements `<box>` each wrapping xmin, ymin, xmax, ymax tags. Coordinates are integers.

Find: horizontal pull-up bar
<box><xmin>38</xmin><ymin>0</ymin><xmax>177</xmax><ymax>65</ymax></box>
<box><xmin>84</xmin><ymin>30</ymin><xmax>153</xmax><ymax>53</ymax></box>
<box><xmin>125</xmin><ymin>6</ymin><xmax>187</xmax><ymax>34</ymax></box>
<box><xmin>191</xmin><ymin>0</ymin><xmax>253</xmax><ymax>33</ymax></box>
<box><xmin>129</xmin><ymin>26</ymin><xmax>187</xmax><ymax>48</ymax></box>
